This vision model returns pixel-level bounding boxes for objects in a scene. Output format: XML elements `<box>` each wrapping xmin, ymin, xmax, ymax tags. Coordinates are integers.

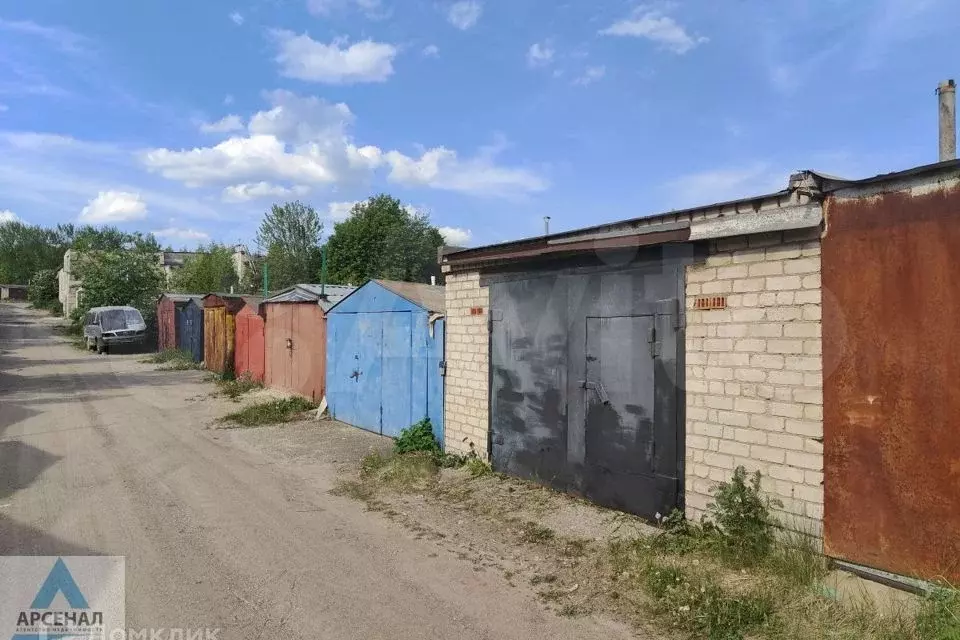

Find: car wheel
<box><xmin>87</xmin><ymin>339</ymin><xmax>95</xmax><ymax>351</ymax></box>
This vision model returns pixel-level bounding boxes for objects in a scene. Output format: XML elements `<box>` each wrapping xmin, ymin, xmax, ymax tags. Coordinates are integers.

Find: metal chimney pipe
<box><xmin>543</xmin><ymin>216</ymin><xmax>551</xmax><ymax>236</ymax></box>
<box><xmin>938</xmin><ymin>79</ymin><xmax>956</xmax><ymax>161</ymax></box>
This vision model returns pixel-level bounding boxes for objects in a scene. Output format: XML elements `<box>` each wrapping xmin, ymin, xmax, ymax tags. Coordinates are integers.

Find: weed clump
<box><xmin>394</xmin><ymin>419</ymin><xmax>441</xmax><ymax>455</ymax></box>
<box><xmin>705</xmin><ymin>466</ymin><xmax>782</xmax><ymax>564</ymax></box>
<box><xmin>220</xmin><ymin>397</ymin><xmax>316</xmax><ymax>427</ymax></box>
<box><xmin>142</xmin><ymin>349</ymin><xmax>202</xmax><ymax>370</ymax></box>
<box><xmin>215</xmin><ymin>373</ymin><xmax>262</xmax><ymax>400</ymax></box>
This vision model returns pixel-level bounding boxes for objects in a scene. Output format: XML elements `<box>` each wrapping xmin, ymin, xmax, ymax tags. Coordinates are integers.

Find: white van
<box><xmin>83</xmin><ymin>306</ymin><xmax>147</xmax><ymax>353</ymax></box>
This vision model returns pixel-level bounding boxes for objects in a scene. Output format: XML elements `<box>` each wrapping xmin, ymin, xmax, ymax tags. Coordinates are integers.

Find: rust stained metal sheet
<box><xmin>822</xmin><ymin>184</ymin><xmax>960</xmax><ymax>582</ymax></box>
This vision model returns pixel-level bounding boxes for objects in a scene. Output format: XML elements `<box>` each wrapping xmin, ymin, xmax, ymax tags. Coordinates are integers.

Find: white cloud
<box><xmin>270</xmin><ymin>30</ymin><xmax>397</xmax><ymax>84</ymax></box>
<box><xmin>144</xmin><ymin>136</ymin><xmax>338</xmax><ymax>187</ymax></box>
<box><xmin>447</xmin><ymin>1</ymin><xmax>482</xmax><ymax>30</ymax></box>
<box><xmin>384</xmin><ymin>147</ymin><xmax>547</xmax><ymax>196</ymax></box>
<box><xmin>572</xmin><ymin>66</ymin><xmax>605</xmax><ymax>86</ymax></box>
<box><xmin>222</xmin><ymin>182</ymin><xmax>309</xmax><ymax>202</ymax></box>
<box><xmin>247</xmin><ymin>90</ymin><xmax>353</xmax><ymax>144</ymax></box>
<box><xmin>326</xmin><ymin>201</ymin><xmax>358</xmax><ymax>221</ymax></box>
<box><xmin>143</xmin><ymin>91</ymin><xmax>547</xmax><ymax>198</ymax></box>
<box><xmin>200</xmin><ymin>114</ymin><xmax>244</xmax><ymax>134</ymax></box>
<box><xmin>600</xmin><ymin>9</ymin><xmax>707</xmax><ymax>54</ymax></box>
<box><xmin>422</xmin><ymin>44</ymin><xmax>440</xmax><ymax>57</ymax></box>
<box><xmin>665</xmin><ymin>163</ymin><xmax>784</xmax><ymax>208</ymax></box>
<box><xmin>229</xmin><ymin>11</ymin><xmax>244</xmax><ymax>25</ymax></box>
<box><xmin>79</xmin><ymin>191</ymin><xmax>148</xmax><ymax>223</ymax></box>
<box><xmin>438</xmin><ymin>226</ymin><xmax>471</xmax><ymax>245</ymax></box>
<box><xmin>0</xmin><ymin>209</ymin><xmax>18</xmax><ymax>223</ymax></box>
<box><xmin>527</xmin><ymin>42</ymin><xmax>554</xmax><ymax>68</ymax></box>
<box><xmin>152</xmin><ymin>227</ymin><xmax>211</xmax><ymax>242</ymax></box>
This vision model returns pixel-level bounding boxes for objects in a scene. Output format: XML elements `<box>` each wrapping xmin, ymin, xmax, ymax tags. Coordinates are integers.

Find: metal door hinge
<box><xmin>648</xmin><ymin>325</ymin><xmax>661</xmax><ymax>358</ymax></box>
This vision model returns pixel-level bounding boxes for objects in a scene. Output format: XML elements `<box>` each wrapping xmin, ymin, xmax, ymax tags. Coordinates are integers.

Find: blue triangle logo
<box><xmin>30</xmin><ymin>558</ymin><xmax>88</xmax><ymax>609</ymax></box>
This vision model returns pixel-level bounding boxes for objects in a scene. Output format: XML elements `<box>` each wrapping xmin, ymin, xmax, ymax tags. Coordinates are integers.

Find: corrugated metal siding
<box><xmin>234</xmin><ymin>307</ymin><xmax>265</xmax><ymax>382</ymax></box>
<box><xmin>264</xmin><ymin>303</ymin><xmax>327</xmax><ymax>401</ymax></box>
<box><xmin>176</xmin><ymin>300</ymin><xmax>204</xmax><ymax>362</ymax></box>
<box><xmin>157</xmin><ymin>297</ymin><xmax>177</xmax><ymax>351</ymax></box>
<box><xmin>823</xmin><ymin>185</ymin><xmax>960</xmax><ymax>582</ymax></box>
<box><xmin>326</xmin><ymin>280</ymin><xmax>445</xmax><ymax>442</ymax></box>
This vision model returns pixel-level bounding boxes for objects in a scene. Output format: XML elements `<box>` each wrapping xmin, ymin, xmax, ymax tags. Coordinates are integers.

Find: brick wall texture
<box><xmin>684</xmin><ymin>229</ymin><xmax>824</xmax><ymax>534</ymax></box>
<box><xmin>443</xmin><ymin>272</ymin><xmax>491</xmax><ymax>458</ymax></box>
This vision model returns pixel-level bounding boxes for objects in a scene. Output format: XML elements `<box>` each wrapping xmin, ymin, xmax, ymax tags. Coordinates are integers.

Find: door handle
<box><xmin>579</xmin><ymin>380</ymin><xmax>610</xmax><ymax>405</ymax></box>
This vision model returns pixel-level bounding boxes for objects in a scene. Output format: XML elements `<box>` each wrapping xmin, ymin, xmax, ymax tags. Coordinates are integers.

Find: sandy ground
<box><xmin>0</xmin><ymin>302</ymin><xmax>641</xmax><ymax>640</ymax></box>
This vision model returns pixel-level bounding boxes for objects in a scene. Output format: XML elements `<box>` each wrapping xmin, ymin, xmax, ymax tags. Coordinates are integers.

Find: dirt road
<box><xmin>0</xmin><ymin>303</ymin><xmax>634</xmax><ymax>639</ymax></box>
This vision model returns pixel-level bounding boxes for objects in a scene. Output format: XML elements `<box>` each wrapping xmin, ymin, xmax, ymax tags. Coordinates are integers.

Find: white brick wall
<box><xmin>443</xmin><ymin>272</ymin><xmax>491</xmax><ymax>458</ymax></box>
<box><xmin>685</xmin><ymin>229</ymin><xmax>824</xmax><ymax>534</ymax></box>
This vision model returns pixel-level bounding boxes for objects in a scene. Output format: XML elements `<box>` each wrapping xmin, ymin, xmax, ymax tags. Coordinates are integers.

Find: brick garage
<box><xmin>441</xmin><ymin>170</ymin><xmax>826</xmax><ymax>529</ymax></box>
<box><xmin>684</xmin><ymin>228</ymin><xmax>823</xmax><ymax>533</ymax></box>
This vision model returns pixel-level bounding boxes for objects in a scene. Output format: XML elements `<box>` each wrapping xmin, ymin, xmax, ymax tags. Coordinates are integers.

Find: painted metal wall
<box><xmin>176</xmin><ymin>300</ymin><xmax>204</xmax><ymax>363</ymax></box>
<box><xmin>823</xmin><ymin>181</ymin><xmax>960</xmax><ymax>582</ymax></box>
<box><xmin>263</xmin><ymin>303</ymin><xmax>326</xmax><ymax>400</ymax></box>
<box><xmin>234</xmin><ymin>306</ymin><xmax>265</xmax><ymax>382</ymax></box>
<box><xmin>326</xmin><ymin>281</ymin><xmax>444</xmax><ymax>442</ymax></box>
<box><xmin>157</xmin><ymin>297</ymin><xmax>177</xmax><ymax>351</ymax></box>
<box><xmin>487</xmin><ymin>254</ymin><xmax>684</xmax><ymax>521</ymax></box>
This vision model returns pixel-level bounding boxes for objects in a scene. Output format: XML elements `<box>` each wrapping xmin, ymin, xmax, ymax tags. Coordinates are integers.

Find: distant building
<box><xmin>0</xmin><ymin>284</ymin><xmax>28</xmax><ymax>301</ymax></box>
<box><xmin>58</xmin><ymin>245</ymin><xmax>255</xmax><ymax>317</ymax></box>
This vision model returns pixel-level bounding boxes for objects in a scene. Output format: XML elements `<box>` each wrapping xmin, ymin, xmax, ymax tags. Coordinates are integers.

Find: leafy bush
<box><xmin>706</xmin><ymin>466</ymin><xmax>782</xmax><ymax>563</ymax></box>
<box><xmin>28</xmin><ymin>269</ymin><xmax>59</xmax><ymax>308</ymax></box>
<box><xmin>394</xmin><ymin>418</ymin><xmax>441</xmax><ymax>455</ymax></box>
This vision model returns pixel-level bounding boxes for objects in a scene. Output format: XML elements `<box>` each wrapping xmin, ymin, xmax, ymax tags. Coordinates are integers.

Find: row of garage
<box><xmin>156</xmin><ymin>280</ymin><xmax>446</xmax><ymax>442</ymax></box>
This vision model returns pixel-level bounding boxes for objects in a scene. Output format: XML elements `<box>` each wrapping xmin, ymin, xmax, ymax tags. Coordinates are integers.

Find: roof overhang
<box><xmin>443</xmin><ymin>202</ymin><xmax>823</xmax><ymax>270</ymax></box>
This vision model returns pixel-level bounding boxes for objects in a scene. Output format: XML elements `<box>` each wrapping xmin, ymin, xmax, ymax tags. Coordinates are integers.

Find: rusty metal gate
<box><xmin>488</xmin><ymin>257</ymin><xmax>684</xmax><ymax>520</ymax></box>
<box><xmin>823</xmin><ymin>186</ymin><xmax>960</xmax><ymax>582</ymax></box>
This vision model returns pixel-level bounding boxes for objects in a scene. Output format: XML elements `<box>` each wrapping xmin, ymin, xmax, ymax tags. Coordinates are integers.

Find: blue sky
<box><xmin>0</xmin><ymin>0</ymin><xmax>957</xmax><ymax>249</ymax></box>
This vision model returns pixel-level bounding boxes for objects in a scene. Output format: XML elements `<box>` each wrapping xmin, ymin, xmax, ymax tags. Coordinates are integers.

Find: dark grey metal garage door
<box><xmin>489</xmin><ymin>261</ymin><xmax>683</xmax><ymax>519</ymax></box>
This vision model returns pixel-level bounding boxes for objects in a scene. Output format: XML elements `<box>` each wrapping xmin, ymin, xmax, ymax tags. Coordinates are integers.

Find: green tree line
<box><xmin>1</xmin><ymin>194</ymin><xmax>450</xmax><ymax>332</ymax></box>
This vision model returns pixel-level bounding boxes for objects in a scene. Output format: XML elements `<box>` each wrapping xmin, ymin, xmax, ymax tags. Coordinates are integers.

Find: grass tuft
<box><xmin>214</xmin><ymin>373</ymin><xmax>262</xmax><ymax>400</ymax></box>
<box><xmin>518</xmin><ymin>520</ymin><xmax>556</xmax><ymax>544</ymax></box>
<box><xmin>141</xmin><ymin>349</ymin><xmax>202</xmax><ymax>370</ymax></box>
<box><xmin>220</xmin><ymin>397</ymin><xmax>316</xmax><ymax>427</ymax></box>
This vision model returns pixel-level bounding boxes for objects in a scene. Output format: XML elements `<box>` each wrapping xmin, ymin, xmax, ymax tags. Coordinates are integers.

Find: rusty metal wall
<box><xmin>234</xmin><ymin>308</ymin><xmax>265</xmax><ymax>383</ymax></box>
<box><xmin>823</xmin><ymin>184</ymin><xmax>960</xmax><ymax>582</ymax></box>
<box><xmin>203</xmin><ymin>306</ymin><xmax>228</xmax><ymax>373</ymax></box>
<box><xmin>157</xmin><ymin>297</ymin><xmax>176</xmax><ymax>352</ymax></box>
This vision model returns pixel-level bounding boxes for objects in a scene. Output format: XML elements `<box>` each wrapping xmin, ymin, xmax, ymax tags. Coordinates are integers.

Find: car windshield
<box><xmin>100</xmin><ymin>309</ymin><xmax>143</xmax><ymax>331</ymax></box>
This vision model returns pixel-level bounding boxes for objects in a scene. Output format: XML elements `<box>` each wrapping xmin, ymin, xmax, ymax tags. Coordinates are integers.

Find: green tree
<box><xmin>28</xmin><ymin>269</ymin><xmax>60</xmax><ymax>311</ymax></box>
<box><xmin>326</xmin><ymin>195</ymin><xmax>444</xmax><ymax>285</ymax></box>
<box><xmin>255</xmin><ymin>201</ymin><xmax>323</xmax><ymax>291</ymax></box>
<box><xmin>71</xmin><ymin>251</ymin><xmax>165</xmax><ymax>330</ymax></box>
<box><xmin>0</xmin><ymin>221</ymin><xmax>68</xmax><ymax>284</ymax></box>
<box><xmin>69</xmin><ymin>225</ymin><xmax>160</xmax><ymax>253</ymax></box>
<box><xmin>169</xmin><ymin>244</ymin><xmax>239</xmax><ymax>294</ymax></box>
